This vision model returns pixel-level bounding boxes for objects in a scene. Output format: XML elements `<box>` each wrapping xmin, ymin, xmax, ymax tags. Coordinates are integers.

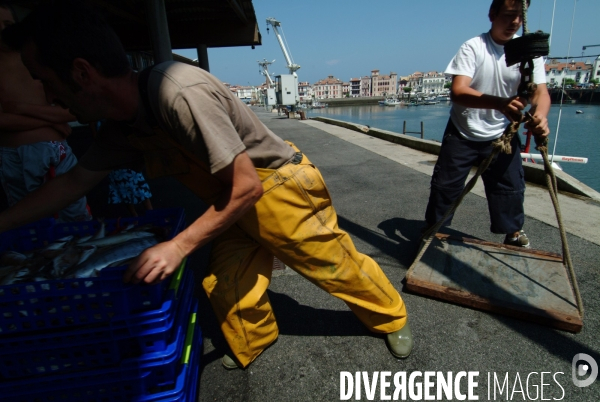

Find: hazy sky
<box><xmin>174</xmin><ymin>0</ymin><xmax>600</xmax><ymax>86</ymax></box>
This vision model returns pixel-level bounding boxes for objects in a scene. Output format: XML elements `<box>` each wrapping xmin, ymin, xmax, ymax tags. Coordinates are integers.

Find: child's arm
<box><xmin>1</xmin><ymin>101</ymin><xmax>76</xmax><ymax>124</ymax></box>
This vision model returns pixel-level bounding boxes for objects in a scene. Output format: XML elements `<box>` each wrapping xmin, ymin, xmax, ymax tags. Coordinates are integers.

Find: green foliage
<box><xmin>563</xmin><ymin>78</ymin><xmax>576</xmax><ymax>86</ymax></box>
<box><xmin>403</xmin><ymin>87</ymin><xmax>412</xmax><ymax>93</ymax></box>
<box><xmin>444</xmin><ymin>82</ymin><xmax>452</xmax><ymax>89</ymax></box>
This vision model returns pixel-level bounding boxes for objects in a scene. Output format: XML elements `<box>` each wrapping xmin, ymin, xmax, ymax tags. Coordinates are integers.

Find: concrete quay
<box><xmin>187</xmin><ymin>107</ymin><xmax>600</xmax><ymax>402</ymax></box>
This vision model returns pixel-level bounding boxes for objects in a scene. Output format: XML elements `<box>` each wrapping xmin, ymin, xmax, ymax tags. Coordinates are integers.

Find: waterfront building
<box><xmin>407</xmin><ymin>71</ymin><xmax>424</xmax><ymax>94</ymax></box>
<box><xmin>298</xmin><ymin>81</ymin><xmax>312</xmax><ymax>102</ymax></box>
<box><xmin>360</xmin><ymin>76</ymin><xmax>371</xmax><ymax>97</ymax></box>
<box><xmin>342</xmin><ymin>82</ymin><xmax>350</xmax><ymax>97</ymax></box>
<box><xmin>422</xmin><ymin>71</ymin><xmax>446</xmax><ymax>95</ymax></box>
<box><xmin>591</xmin><ymin>55</ymin><xmax>600</xmax><ymax>84</ymax></box>
<box><xmin>370</xmin><ymin>70</ymin><xmax>398</xmax><ymax>97</ymax></box>
<box><xmin>398</xmin><ymin>76</ymin><xmax>409</xmax><ymax>91</ymax></box>
<box><xmin>314</xmin><ymin>75</ymin><xmax>344</xmax><ymax>99</ymax></box>
<box><xmin>545</xmin><ymin>60</ymin><xmax>592</xmax><ymax>87</ymax></box>
<box><xmin>349</xmin><ymin>78</ymin><xmax>361</xmax><ymax>97</ymax></box>
<box><xmin>229</xmin><ymin>85</ymin><xmax>257</xmax><ymax>103</ymax></box>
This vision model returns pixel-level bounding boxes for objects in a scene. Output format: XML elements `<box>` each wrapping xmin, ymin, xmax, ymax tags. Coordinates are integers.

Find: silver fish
<box><xmin>0</xmin><ymin>251</ymin><xmax>27</xmax><ymax>267</ymax></box>
<box><xmin>1</xmin><ymin>267</ymin><xmax>30</xmax><ymax>285</ymax></box>
<box><xmin>77</xmin><ymin>231</ymin><xmax>155</xmax><ymax>248</ymax></box>
<box><xmin>67</xmin><ymin>236</ymin><xmax>160</xmax><ymax>278</ymax></box>
<box><xmin>51</xmin><ymin>245</ymin><xmax>97</xmax><ymax>278</ymax></box>
<box><xmin>76</xmin><ymin>235</ymin><xmax>93</xmax><ymax>244</ymax></box>
<box><xmin>43</xmin><ymin>235</ymin><xmax>75</xmax><ymax>251</ymax></box>
<box><xmin>91</xmin><ymin>218</ymin><xmax>105</xmax><ymax>240</ymax></box>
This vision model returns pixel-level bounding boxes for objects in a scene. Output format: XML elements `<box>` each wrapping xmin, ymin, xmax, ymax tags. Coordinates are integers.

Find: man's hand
<box><xmin>120</xmin><ymin>151</ymin><xmax>263</xmax><ymax>286</ymax></box>
<box><xmin>123</xmin><ymin>240</ymin><xmax>187</xmax><ymax>285</ymax></box>
<box><xmin>499</xmin><ymin>96</ymin><xmax>528</xmax><ymax>122</ymax></box>
<box><xmin>524</xmin><ymin>112</ymin><xmax>550</xmax><ymax>139</ymax></box>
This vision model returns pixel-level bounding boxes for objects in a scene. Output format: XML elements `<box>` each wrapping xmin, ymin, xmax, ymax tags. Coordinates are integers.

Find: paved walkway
<box><xmin>191</xmin><ymin>108</ymin><xmax>599</xmax><ymax>402</ymax></box>
<box><xmin>301</xmin><ymin>119</ymin><xmax>600</xmax><ymax>247</ymax></box>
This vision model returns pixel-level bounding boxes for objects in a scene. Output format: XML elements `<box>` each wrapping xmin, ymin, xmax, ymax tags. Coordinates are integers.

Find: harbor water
<box><xmin>307</xmin><ymin>102</ymin><xmax>600</xmax><ymax>193</ymax></box>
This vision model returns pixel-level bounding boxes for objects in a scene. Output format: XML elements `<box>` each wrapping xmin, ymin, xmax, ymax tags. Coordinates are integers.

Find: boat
<box><xmin>383</xmin><ymin>98</ymin><xmax>401</xmax><ymax>106</ymax></box>
<box><xmin>576</xmin><ymin>110</ymin><xmax>583</xmax><ymax>114</ymax></box>
<box><xmin>424</xmin><ymin>97</ymin><xmax>439</xmax><ymax>105</ymax></box>
<box><xmin>310</xmin><ymin>101</ymin><xmax>327</xmax><ymax>109</ymax></box>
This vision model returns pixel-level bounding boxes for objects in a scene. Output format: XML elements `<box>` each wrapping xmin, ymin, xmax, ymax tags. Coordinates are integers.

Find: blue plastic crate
<box><xmin>0</xmin><ymin>300</ymin><xmax>201</xmax><ymax>402</ymax></box>
<box><xmin>0</xmin><ymin>217</ymin><xmax>55</xmax><ymax>252</ymax></box>
<box><xmin>0</xmin><ymin>267</ymin><xmax>194</xmax><ymax>379</ymax></box>
<box><xmin>0</xmin><ymin>209</ymin><xmax>186</xmax><ymax>335</ymax></box>
<box><xmin>135</xmin><ymin>310</ymin><xmax>202</xmax><ymax>402</ymax></box>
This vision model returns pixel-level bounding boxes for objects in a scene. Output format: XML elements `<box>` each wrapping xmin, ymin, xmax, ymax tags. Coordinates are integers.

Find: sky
<box><xmin>174</xmin><ymin>0</ymin><xmax>600</xmax><ymax>87</ymax></box>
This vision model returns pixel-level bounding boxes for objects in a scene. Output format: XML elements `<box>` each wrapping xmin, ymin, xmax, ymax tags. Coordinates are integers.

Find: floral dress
<box><xmin>107</xmin><ymin>169</ymin><xmax>152</xmax><ymax>205</ymax></box>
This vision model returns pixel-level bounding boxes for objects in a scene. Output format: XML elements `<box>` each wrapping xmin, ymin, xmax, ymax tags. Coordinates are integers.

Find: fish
<box><xmin>0</xmin><ymin>251</ymin><xmax>27</xmax><ymax>267</ymax></box>
<box><xmin>76</xmin><ymin>231</ymin><xmax>155</xmax><ymax>248</ymax></box>
<box><xmin>66</xmin><ymin>236</ymin><xmax>160</xmax><ymax>279</ymax></box>
<box><xmin>42</xmin><ymin>235</ymin><xmax>75</xmax><ymax>251</ymax></box>
<box><xmin>91</xmin><ymin>218</ymin><xmax>105</xmax><ymax>240</ymax></box>
<box><xmin>50</xmin><ymin>245</ymin><xmax>97</xmax><ymax>278</ymax></box>
<box><xmin>76</xmin><ymin>235</ymin><xmax>93</xmax><ymax>244</ymax></box>
<box><xmin>1</xmin><ymin>267</ymin><xmax>30</xmax><ymax>286</ymax></box>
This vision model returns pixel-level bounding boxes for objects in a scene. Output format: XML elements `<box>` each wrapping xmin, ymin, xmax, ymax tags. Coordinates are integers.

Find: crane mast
<box><xmin>266</xmin><ymin>17</ymin><xmax>301</xmax><ymax>75</ymax></box>
<box><xmin>258</xmin><ymin>59</ymin><xmax>277</xmax><ymax>108</ymax></box>
<box><xmin>258</xmin><ymin>59</ymin><xmax>275</xmax><ymax>87</ymax></box>
<box><xmin>266</xmin><ymin>17</ymin><xmax>300</xmax><ymax>109</ymax></box>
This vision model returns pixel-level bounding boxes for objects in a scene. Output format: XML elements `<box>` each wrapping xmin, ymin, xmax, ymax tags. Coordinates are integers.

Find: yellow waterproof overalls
<box><xmin>129</xmin><ymin>128</ymin><xmax>408</xmax><ymax>368</ymax></box>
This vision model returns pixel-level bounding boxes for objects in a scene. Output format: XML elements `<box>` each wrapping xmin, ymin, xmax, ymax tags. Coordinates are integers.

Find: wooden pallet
<box><xmin>406</xmin><ymin>234</ymin><xmax>582</xmax><ymax>332</ymax></box>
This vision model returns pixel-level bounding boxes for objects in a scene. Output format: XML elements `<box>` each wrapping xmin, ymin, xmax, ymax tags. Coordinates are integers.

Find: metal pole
<box><xmin>196</xmin><ymin>45</ymin><xmax>210</xmax><ymax>72</ymax></box>
<box><xmin>403</xmin><ymin>120</ymin><xmax>406</xmax><ymax>134</ymax></box>
<box><xmin>146</xmin><ymin>0</ymin><xmax>173</xmax><ymax>63</ymax></box>
<box><xmin>421</xmin><ymin>121</ymin><xmax>424</xmax><ymax>139</ymax></box>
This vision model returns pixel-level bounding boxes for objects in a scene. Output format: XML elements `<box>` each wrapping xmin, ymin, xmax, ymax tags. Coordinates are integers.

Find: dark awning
<box><xmin>12</xmin><ymin>0</ymin><xmax>262</xmax><ymax>50</ymax></box>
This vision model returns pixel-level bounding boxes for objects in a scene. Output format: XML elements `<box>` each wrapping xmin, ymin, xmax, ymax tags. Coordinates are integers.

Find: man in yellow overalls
<box><xmin>1</xmin><ymin>1</ymin><xmax>413</xmax><ymax>369</ymax></box>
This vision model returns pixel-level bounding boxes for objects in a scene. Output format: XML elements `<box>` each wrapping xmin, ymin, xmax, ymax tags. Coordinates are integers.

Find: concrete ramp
<box><xmin>406</xmin><ymin>234</ymin><xmax>583</xmax><ymax>332</ymax></box>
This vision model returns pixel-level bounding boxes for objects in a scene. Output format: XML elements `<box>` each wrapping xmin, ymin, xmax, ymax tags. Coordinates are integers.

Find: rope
<box><xmin>522</xmin><ymin>0</ymin><xmax>529</xmax><ymax>34</ymax></box>
<box><xmin>535</xmin><ymin>137</ymin><xmax>584</xmax><ymax>318</ymax></box>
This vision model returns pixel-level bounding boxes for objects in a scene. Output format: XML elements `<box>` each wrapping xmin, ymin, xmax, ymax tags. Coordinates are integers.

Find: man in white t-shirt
<box><xmin>424</xmin><ymin>0</ymin><xmax>550</xmax><ymax>248</ymax></box>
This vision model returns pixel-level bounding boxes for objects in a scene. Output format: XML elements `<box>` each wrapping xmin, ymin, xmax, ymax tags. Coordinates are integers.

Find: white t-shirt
<box><xmin>446</xmin><ymin>32</ymin><xmax>547</xmax><ymax>141</ymax></box>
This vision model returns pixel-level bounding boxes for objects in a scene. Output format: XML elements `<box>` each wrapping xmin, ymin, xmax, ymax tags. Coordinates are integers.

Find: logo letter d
<box><xmin>572</xmin><ymin>353</ymin><xmax>598</xmax><ymax>388</ymax></box>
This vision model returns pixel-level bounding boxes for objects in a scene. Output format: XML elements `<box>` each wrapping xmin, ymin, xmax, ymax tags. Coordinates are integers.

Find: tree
<box><xmin>563</xmin><ymin>78</ymin><xmax>576</xmax><ymax>86</ymax></box>
<box><xmin>589</xmin><ymin>78</ymin><xmax>599</xmax><ymax>86</ymax></box>
<box><xmin>403</xmin><ymin>87</ymin><xmax>412</xmax><ymax>102</ymax></box>
<box><xmin>444</xmin><ymin>82</ymin><xmax>452</xmax><ymax>89</ymax></box>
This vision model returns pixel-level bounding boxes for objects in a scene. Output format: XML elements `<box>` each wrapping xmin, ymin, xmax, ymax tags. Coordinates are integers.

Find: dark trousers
<box><xmin>425</xmin><ymin>119</ymin><xmax>525</xmax><ymax>234</ymax></box>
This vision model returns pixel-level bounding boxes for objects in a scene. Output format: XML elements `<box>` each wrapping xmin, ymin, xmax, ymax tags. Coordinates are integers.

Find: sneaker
<box><xmin>504</xmin><ymin>230</ymin><xmax>531</xmax><ymax>248</ymax></box>
<box><xmin>222</xmin><ymin>354</ymin><xmax>241</xmax><ymax>370</ymax></box>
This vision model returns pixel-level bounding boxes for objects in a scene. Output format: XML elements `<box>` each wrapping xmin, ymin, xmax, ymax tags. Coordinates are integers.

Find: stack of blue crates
<box><xmin>0</xmin><ymin>208</ymin><xmax>201</xmax><ymax>401</ymax></box>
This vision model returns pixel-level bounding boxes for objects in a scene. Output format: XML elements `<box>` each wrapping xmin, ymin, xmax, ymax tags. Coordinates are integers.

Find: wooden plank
<box><xmin>406</xmin><ymin>234</ymin><xmax>583</xmax><ymax>333</ymax></box>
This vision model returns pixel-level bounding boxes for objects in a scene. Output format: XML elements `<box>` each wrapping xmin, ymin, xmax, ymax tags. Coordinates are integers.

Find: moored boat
<box><xmin>383</xmin><ymin>98</ymin><xmax>401</xmax><ymax>106</ymax></box>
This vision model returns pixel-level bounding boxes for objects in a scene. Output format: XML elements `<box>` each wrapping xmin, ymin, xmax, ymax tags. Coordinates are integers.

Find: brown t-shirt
<box><xmin>80</xmin><ymin>61</ymin><xmax>295</xmax><ymax>173</ymax></box>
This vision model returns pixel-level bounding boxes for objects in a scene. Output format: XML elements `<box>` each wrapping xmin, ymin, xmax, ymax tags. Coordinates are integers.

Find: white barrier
<box><xmin>521</xmin><ymin>153</ymin><xmax>588</xmax><ymax>164</ymax></box>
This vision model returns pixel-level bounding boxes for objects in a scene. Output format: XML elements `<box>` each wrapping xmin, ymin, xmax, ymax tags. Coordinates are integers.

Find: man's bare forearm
<box><xmin>0</xmin><ymin>165</ymin><xmax>109</xmax><ymax>232</ymax></box>
<box><xmin>530</xmin><ymin>84</ymin><xmax>551</xmax><ymax>117</ymax></box>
